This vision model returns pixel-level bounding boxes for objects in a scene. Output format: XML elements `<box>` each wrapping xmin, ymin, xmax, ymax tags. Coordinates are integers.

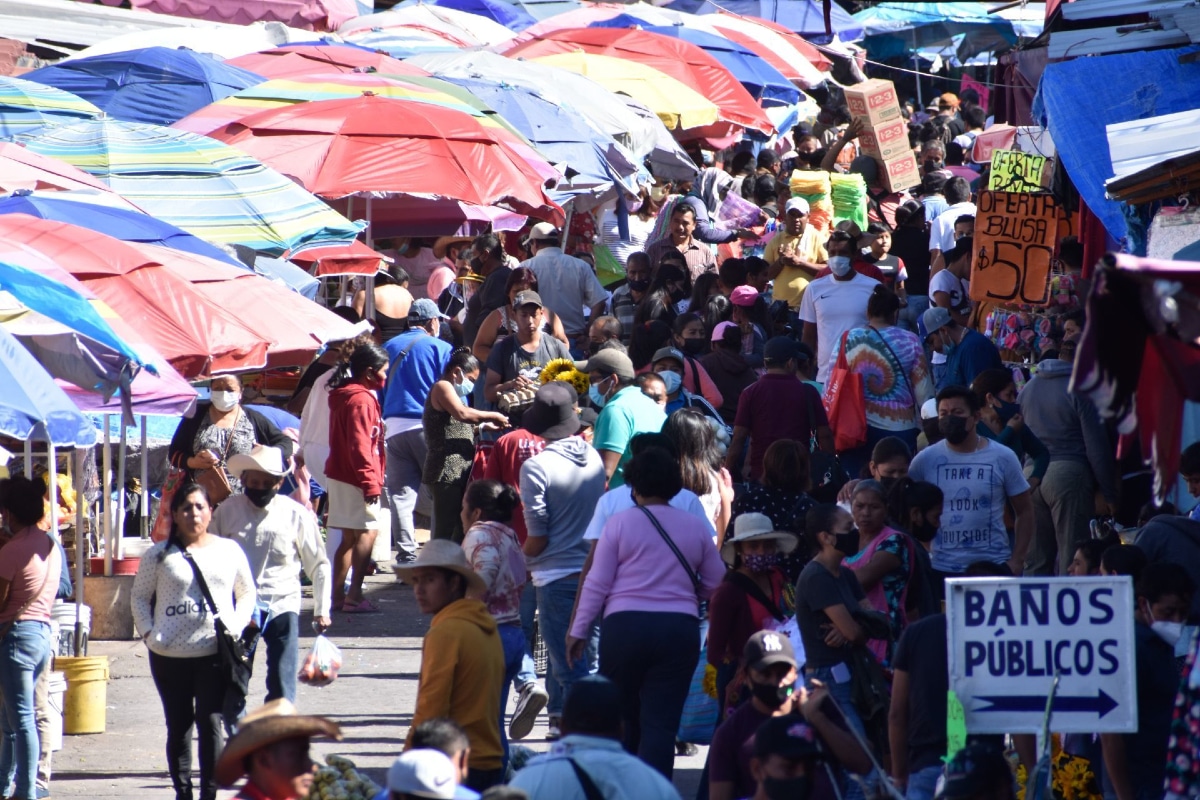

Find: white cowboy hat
<box><xmin>393</xmin><ymin>539</ymin><xmax>487</xmax><ymax>596</ymax></box>
<box><xmin>721</xmin><ymin>512</ymin><xmax>799</xmax><ymax>566</ymax></box>
<box><xmin>227</xmin><ymin>444</ymin><xmax>289</xmax><ymax>478</ymax></box>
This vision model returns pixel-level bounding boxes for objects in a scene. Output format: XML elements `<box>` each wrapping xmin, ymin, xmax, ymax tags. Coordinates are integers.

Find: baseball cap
<box><xmin>744</xmin><ymin>629</ymin><xmax>797</xmax><ymax>672</ymax></box>
<box><xmin>763</xmin><ymin>336</ymin><xmax>798</xmax><ymax>366</ymax></box>
<box><xmin>784</xmin><ymin>197</ymin><xmax>810</xmax><ymax>216</ymax></box>
<box><xmin>576</xmin><ymin>348</ymin><xmax>635</xmax><ymax>380</ymax></box>
<box><xmin>921</xmin><ymin>306</ymin><xmax>953</xmax><ymax>338</ymax></box>
<box><xmin>387</xmin><ymin>750</ymin><xmax>479</xmax><ymax>800</ymax></box>
<box><xmin>753</xmin><ymin>715</ymin><xmax>824</xmax><ymax>762</ymax></box>
<box><xmin>650</xmin><ymin>346</ymin><xmax>685</xmax><ymax>368</ymax></box>
<box><xmin>408</xmin><ymin>298</ymin><xmax>449</xmax><ymax>322</ymax></box>
<box><xmin>730</xmin><ymin>285</ymin><xmax>759</xmax><ymax>307</ymax></box>
<box><xmin>921</xmin><ymin>398</ymin><xmax>939</xmax><ymax>420</ymax></box>
<box><xmin>711</xmin><ymin>320</ymin><xmax>739</xmax><ymax>342</ymax></box>
<box><xmin>511</xmin><ymin>290</ymin><xmax>544</xmax><ymax>310</ymax></box>
<box><xmin>562</xmin><ymin>675</ymin><xmax>622</xmax><ymax>736</ymax></box>
<box><xmin>521</xmin><ymin>221</ymin><xmax>559</xmax><ymax>246</ymax></box>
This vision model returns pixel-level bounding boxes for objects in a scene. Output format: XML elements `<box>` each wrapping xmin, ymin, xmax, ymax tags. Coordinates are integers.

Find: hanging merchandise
<box><xmin>830</xmin><ymin>172</ymin><xmax>868</xmax><ymax>230</ymax></box>
<box><xmin>789</xmin><ymin>170</ymin><xmax>834</xmax><ymax>233</ymax></box>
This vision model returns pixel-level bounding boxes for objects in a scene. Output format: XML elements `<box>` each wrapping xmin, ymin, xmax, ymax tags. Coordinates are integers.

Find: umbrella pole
<box><xmin>47</xmin><ymin>434</ymin><xmax>57</xmax><ymax>542</ymax></box>
<box><xmin>74</xmin><ymin>448</ymin><xmax>85</xmax><ymax>657</ymax></box>
<box><xmin>102</xmin><ymin>414</ymin><xmax>112</xmax><ymax>578</ymax></box>
<box><xmin>561</xmin><ymin>205</ymin><xmax>574</xmax><ymax>250</ymax></box>
<box><xmin>912</xmin><ymin>29</ymin><xmax>922</xmax><ymax>108</ymax></box>
<box><xmin>140</xmin><ymin>417</ymin><xmax>149</xmax><ymax>539</ymax></box>
<box><xmin>115</xmin><ymin>424</ymin><xmax>127</xmax><ymax>561</ymax></box>
<box><xmin>365</xmin><ymin>197</ymin><xmax>375</xmax><ymax>322</ymax></box>
<box><xmin>23</xmin><ymin>437</ymin><xmax>31</xmax><ymax>477</ymax></box>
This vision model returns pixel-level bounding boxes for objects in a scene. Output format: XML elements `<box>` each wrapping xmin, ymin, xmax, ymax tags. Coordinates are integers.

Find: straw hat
<box><xmin>214</xmin><ymin>699</ymin><xmax>341</xmax><ymax>788</ymax></box>
<box><xmin>393</xmin><ymin>539</ymin><xmax>487</xmax><ymax>596</ymax></box>
<box><xmin>227</xmin><ymin>444</ymin><xmax>289</xmax><ymax>478</ymax></box>
<box><xmin>720</xmin><ymin>512</ymin><xmax>798</xmax><ymax>566</ymax></box>
<box><xmin>432</xmin><ymin>236</ymin><xmax>473</xmax><ymax>259</ymax></box>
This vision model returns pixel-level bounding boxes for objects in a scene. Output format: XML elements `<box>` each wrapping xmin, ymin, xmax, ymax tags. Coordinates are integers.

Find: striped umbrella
<box><xmin>0</xmin><ymin>76</ymin><xmax>100</xmax><ymax>138</ymax></box>
<box><xmin>16</xmin><ymin>118</ymin><xmax>363</xmax><ymax>257</ymax></box>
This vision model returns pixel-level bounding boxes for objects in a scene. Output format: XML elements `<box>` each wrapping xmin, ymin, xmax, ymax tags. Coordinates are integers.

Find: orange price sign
<box><xmin>969</xmin><ymin>191</ymin><xmax>1058</xmax><ymax>305</ymax></box>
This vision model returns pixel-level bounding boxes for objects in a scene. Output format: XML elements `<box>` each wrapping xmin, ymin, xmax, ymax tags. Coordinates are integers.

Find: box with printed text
<box><xmin>857</xmin><ymin>118</ymin><xmax>909</xmax><ymax>162</ymax></box>
<box><xmin>843</xmin><ymin>79</ymin><xmax>900</xmax><ymax>126</ymax></box>
<box><xmin>879</xmin><ymin>152</ymin><xmax>921</xmax><ymax>193</ymax></box>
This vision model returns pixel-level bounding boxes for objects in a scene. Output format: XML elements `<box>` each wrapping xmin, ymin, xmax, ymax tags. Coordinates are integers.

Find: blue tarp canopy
<box><xmin>1033</xmin><ymin>44</ymin><xmax>1200</xmax><ymax>244</ymax></box>
<box><xmin>392</xmin><ymin>0</ymin><xmax>537</xmax><ymax>30</ymax></box>
<box><xmin>23</xmin><ymin>46</ymin><xmax>264</xmax><ymax>126</ymax></box>
<box><xmin>664</xmin><ymin>0</ymin><xmax>862</xmax><ymax>42</ymax></box>
<box><xmin>0</xmin><ymin>322</ymin><xmax>98</xmax><ymax>447</ymax></box>
<box><xmin>852</xmin><ymin>2</ymin><xmax>1017</xmax><ymax>61</ymax></box>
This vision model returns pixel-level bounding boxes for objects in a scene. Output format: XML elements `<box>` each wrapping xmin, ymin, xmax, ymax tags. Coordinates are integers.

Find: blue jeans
<box><xmin>535</xmin><ymin>575</ymin><xmax>597</xmax><ymax>716</ymax></box>
<box><xmin>906</xmin><ymin>764</ymin><xmax>942</xmax><ymax>800</ymax></box>
<box><xmin>517</xmin><ymin>587</ymin><xmax>537</xmax><ymax>688</ymax></box>
<box><xmin>262</xmin><ymin>612</ymin><xmax>299</xmax><ymax>704</ymax></box>
<box><xmin>0</xmin><ymin>622</ymin><xmax>51</xmax><ymax>800</ymax></box>
<box><xmin>496</xmin><ymin>623</ymin><xmax>525</xmax><ymax>767</ymax></box>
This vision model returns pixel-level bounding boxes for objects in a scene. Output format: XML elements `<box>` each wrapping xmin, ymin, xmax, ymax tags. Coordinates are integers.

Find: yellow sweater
<box><xmin>407</xmin><ymin>598</ymin><xmax>504</xmax><ymax>770</ymax></box>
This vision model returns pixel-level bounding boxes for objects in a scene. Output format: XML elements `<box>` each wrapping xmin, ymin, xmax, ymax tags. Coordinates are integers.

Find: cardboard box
<box><xmin>879</xmin><ymin>152</ymin><xmax>921</xmax><ymax>193</ymax></box>
<box><xmin>857</xmin><ymin>118</ymin><xmax>909</xmax><ymax>162</ymax></box>
<box><xmin>844</xmin><ymin>79</ymin><xmax>900</xmax><ymax>126</ymax></box>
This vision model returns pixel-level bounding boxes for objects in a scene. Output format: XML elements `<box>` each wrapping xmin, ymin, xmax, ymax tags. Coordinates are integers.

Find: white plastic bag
<box><xmin>298</xmin><ymin>635</ymin><xmax>342</xmax><ymax>687</ymax></box>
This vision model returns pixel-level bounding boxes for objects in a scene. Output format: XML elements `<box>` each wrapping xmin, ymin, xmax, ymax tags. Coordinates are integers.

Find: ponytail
<box><xmin>329</xmin><ymin>341</ymin><xmax>388</xmax><ymax>389</ymax></box>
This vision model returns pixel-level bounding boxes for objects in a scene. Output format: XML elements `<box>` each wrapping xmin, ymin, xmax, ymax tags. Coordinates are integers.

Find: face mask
<box><xmin>669</xmin><ymin>286</ymin><xmax>688</xmax><ymax>303</ymax></box>
<box><xmin>941</xmin><ymin>338</ymin><xmax>957</xmax><ymax>356</ymax></box>
<box><xmin>455</xmin><ymin>376</ymin><xmax>475</xmax><ymax>399</ymax></box>
<box><xmin>878</xmin><ymin>475</ymin><xmax>899</xmax><ymax>499</ymax></box>
<box><xmin>244</xmin><ymin>487</ymin><xmax>278</xmax><ymax>509</ymax></box>
<box><xmin>210</xmin><ymin>390</ymin><xmax>239</xmax><ymax>413</ymax></box>
<box><xmin>627</xmin><ymin>278</ymin><xmax>651</xmax><ymax>293</ymax></box>
<box><xmin>743</xmin><ymin>552</ymin><xmax>780</xmax><ymax>573</ymax></box>
<box><xmin>750</xmin><ymin>679</ymin><xmax>793</xmax><ymax>710</ymax></box>
<box><xmin>911</xmin><ymin>519</ymin><xmax>939</xmax><ymax>544</ymax></box>
<box><xmin>834</xmin><ymin>528</ymin><xmax>860</xmax><ymax>557</ymax></box>
<box><xmin>682</xmin><ymin>338</ymin><xmax>709</xmax><ymax>356</ymax></box>
<box><xmin>994</xmin><ymin>399</ymin><xmax>1021</xmax><ymax>423</ymax></box>
<box><xmin>828</xmin><ymin>256</ymin><xmax>852</xmax><ymax>278</ymax></box>
<box><xmin>763</xmin><ymin>776</ymin><xmax>812</xmax><ymax>800</ymax></box>
<box><xmin>589</xmin><ymin>380</ymin><xmax>609</xmax><ymax>409</ymax></box>
<box><xmin>1151</xmin><ymin>620</ymin><xmax>1184</xmax><ymax>648</ymax></box>
<box><xmin>938</xmin><ymin>415</ymin><xmax>971</xmax><ymax>445</ymax></box>
<box><xmin>659</xmin><ymin>370</ymin><xmax>683</xmax><ymax>395</ymax></box>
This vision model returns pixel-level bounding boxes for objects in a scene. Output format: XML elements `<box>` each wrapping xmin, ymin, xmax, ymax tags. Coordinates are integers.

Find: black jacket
<box><xmin>168</xmin><ymin>403</ymin><xmax>293</xmax><ymax>478</ymax></box>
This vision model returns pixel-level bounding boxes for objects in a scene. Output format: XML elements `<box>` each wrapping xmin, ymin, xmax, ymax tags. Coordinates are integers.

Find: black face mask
<box><xmin>668</xmin><ymin>286</ymin><xmax>689</xmax><ymax>303</ymax></box>
<box><xmin>244</xmin><ymin>487</ymin><xmax>278</xmax><ymax>508</ymax></box>
<box><xmin>878</xmin><ymin>475</ymin><xmax>899</xmax><ymax>500</ymax></box>
<box><xmin>834</xmin><ymin>528</ymin><xmax>861</xmax><ymax>557</ymax></box>
<box><xmin>911</xmin><ymin>519</ymin><xmax>939</xmax><ymax>543</ymax></box>
<box><xmin>682</xmin><ymin>338</ymin><xmax>709</xmax><ymax>356</ymax></box>
<box><xmin>763</xmin><ymin>775</ymin><xmax>812</xmax><ymax>800</ymax></box>
<box><xmin>938</xmin><ymin>415</ymin><xmax>971</xmax><ymax>445</ymax></box>
<box><xmin>750</xmin><ymin>680</ymin><xmax>793</xmax><ymax>710</ymax></box>
<box><xmin>627</xmin><ymin>278</ymin><xmax>651</xmax><ymax>293</ymax></box>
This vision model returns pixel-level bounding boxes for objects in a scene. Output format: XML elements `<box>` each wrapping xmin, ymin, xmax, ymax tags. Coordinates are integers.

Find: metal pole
<box><xmin>115</xmin><ymin>424</ymin><xmax>127</xmax><ymax>561</ymax></box>
<box><xmin>46</xmin><ymin>433</ymin><xmax>57</xmax><ymax>539</ymax></box>
<box><xmin>364</xmin><ymin>197</ymin><xmax>375</xmax><ymax>321</ymax></box>
<box><xmin>23</xmin><ymin>437</ymin><xmax>31</xmax><ymax>477</ymax></box>
<box><xmin>912</xmin><ymin>29</ymin><xmax>922</xmax><ymax>108</ymax></box>
<box><xmin>140</xmin><ymin>417</ymin><xmax>149</xmax><ymax>539</ymax></box>
<box><xmin>74</xmin><ymin>448</ymin><xmax>85</xmax><ymax>657</ymax></box>
<box><xmin>102</xmin><ymin>414</ymin><xmax>112</xmax><ymax>577</ymax></box>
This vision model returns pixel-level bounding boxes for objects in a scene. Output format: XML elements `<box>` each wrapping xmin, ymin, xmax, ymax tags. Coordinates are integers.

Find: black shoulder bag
<box><xmin>636</xmin><ymin>506</ymin><xmax>700</xmax><ymax>593</ymax></box>
<box><xmin>566</xmin><ymin>758</ymin><xmax>605</xmax><ymax>800</ymax></box>
<box><xmin>176</xmin><ymin>540</ymin><xmax>257</xmax><ymax>724</ymax></box>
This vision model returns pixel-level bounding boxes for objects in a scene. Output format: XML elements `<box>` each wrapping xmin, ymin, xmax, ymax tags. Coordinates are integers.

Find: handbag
<box><xmin>175</xmin><ymin>539</ymin><xmax>258</xmax><ymax>724</ymax></box>
<box><xmin>193</xmin><ymin>407</ymin><xmax>240</xmax><ymax>506</ymax></box>
<box><xmin>804</xmin><ymin>393</ymin><xmax>849</xmax><ymax>505</ymax></box>
<box><xmin>823</xmin><ymin>331</ymin><xmax>868</xmax><ymax>452</ymax></box>
<box><xmin>151</xmin><ymin>467</ymin><xmax>186</xmax><ymax>543</ymax></box>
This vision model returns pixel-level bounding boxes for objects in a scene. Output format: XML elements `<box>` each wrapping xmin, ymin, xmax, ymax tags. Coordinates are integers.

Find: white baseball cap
<box><xmin>387</xmin><ymin>750</ymin><xmax>479</xmax><ymax>800</ymax></box>
<box><xmin>784</xmin><ymin>197</ymin><xmax>810</xmax><ymax>215</ymax></box>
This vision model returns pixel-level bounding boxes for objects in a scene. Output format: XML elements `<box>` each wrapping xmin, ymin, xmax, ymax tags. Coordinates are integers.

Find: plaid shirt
<box><xmin>609</xmin><ymin>284</ymin><xmax>638</xmax><ymax>342</ymax></box>
<box><xmin>644</xmin><ymin>236</ymin><xmax>716</xmax><ymax>281</ymax></box>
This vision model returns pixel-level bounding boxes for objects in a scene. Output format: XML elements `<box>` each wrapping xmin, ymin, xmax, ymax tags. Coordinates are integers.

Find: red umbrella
<box><xmin>225</xmin><ymin>44</ymin><xmax>431</xmax><ymax>80</ymax></box>
<box><xmin>0</xmin><ymin>214</ymin><xmax>269</xmax><ymax>378</ymax></box>
<box><xmin>287</xmin><ymin>239</ymin><xmax>389</xmax><ymax>277</ymax></box>
<box><xmin>503</xmin><ymin>27</ymin><xmax>773</xmax><ymax>135</ymax></box>
<box><xmin>208</xmin><ymin>93</ymin><xmax>562</xmax><ymax>223</ymax></box>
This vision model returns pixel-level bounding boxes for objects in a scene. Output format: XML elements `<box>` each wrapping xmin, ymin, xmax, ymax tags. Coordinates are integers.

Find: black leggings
<box><xmin>149</xmin><ymin>652</ymin><xmax>224</xmax><ymax>800</ymax></box>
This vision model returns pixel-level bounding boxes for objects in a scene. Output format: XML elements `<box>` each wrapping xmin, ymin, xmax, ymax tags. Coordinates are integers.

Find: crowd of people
<box><xmin>0</xmin><ymin>86</ymin><xmax>1179</xmax><ymax>800</ymax></box>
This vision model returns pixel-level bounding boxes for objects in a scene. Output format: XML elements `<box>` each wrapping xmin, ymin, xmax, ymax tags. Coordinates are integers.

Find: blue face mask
<box><xmin>456</xmin><ymin>377</ymin><xmax>475</xmax><ymax>399</ymax></box>
<box><xmin>828</xmin><ymin>255</ymin><xmax>852</xmax><ymax>278</ymax></box>
<box><xmin>659</xmin><ymin>370</ymin><xmax>683</xmax><ymax>395</ymax></box>
<box><xmin>589</xmin><ymin>379</ymin><xmax>609</xmax><ymax>409</ymax></box>
<box><xmin>994</xmin><ymin>398</ymin><xmax>1020</xmax><ymax>423</ymax></box>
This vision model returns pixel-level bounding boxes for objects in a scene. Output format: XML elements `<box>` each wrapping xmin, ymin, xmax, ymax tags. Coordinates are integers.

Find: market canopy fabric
<box><xmin>0</xmin><ymin>76</ymin><xmax>100</xmax><ymax>138</ymax></box>
<box><xmin>391</xmin><ymin>0</ymin><xmax>536</xmax><ymax>31</ymax></box>
<box><xmin>23</xmin><ymin>46</ymin><xmax>266</xmax><ymax>126</ymax></box>
<box><xmin>337</xmin><ymin>5</ymin><xmax>517</xmax><ymax>46</ymax></box>
<box><xmin>16</xmin><ymin>117</ymin><xmax>364</xmax><ymax>257</ymax></box>
<box><xmin>225</xmin><ymin>43</ymin><xmax>430</xmax><ymax>79</ymax></box>
<box><xmin>65</xmin><ymin>20</ymin><xmax>312</xmax><ymax>61</ymax></box>
<box><xmin>127</xmin><ymin>0</ymin><xmax>358</xmax><ymax>32</ymax></box>
<box><xmin>852</xmin><ymin>2</ymin><xmax>1018</xmax><ymax>61</ymax></box>
<box><xmin>0</xmin><ymin>322</ymin><xmax>98</xmax><ymax>447</ymax></box>
<box><xmin>0</xmin><ymin>142</ymin><xmax>118</xmax><ymax>194</ymax></box>
<box><xmin>665</xmin><ymin>0</ymin><xmax>862</xmax><ymax>41</ymax></box>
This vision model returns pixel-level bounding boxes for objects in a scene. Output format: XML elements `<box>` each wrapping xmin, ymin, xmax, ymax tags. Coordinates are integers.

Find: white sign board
<box><xmin>946</xmin><ymin>576</ymin><xmax>1137</xmax><ymax>734</ymax></box>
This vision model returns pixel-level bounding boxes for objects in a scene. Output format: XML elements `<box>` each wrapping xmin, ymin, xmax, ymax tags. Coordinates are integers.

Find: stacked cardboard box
<box><xmin>843</xmin><ymin>78</ymin><xmax>919</xmax><ymax>192</ymax></box>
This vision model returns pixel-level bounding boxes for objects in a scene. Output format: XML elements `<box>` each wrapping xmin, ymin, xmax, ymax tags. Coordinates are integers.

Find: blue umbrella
<box><xmin>852</xmin><ymin>3</ymin><xmax>1017</xmax><ymax>61</ymax></box>
<box><xmin>392</xmin><ymin>0</ymin><xmax>536</xmax><ymax>31</ymax></box>
<box><xmin>594</xmin><ymin>20</ymin><xmax>800</xmax><ymax>107</ymax></box>
<box><xmin>664</xmin><ymin>0</ymin><xmax>862</xmax><ymax>42</ymax></box>
<box><xmin>0</xmin><ymin>191</ymin><xmax>246</xmax><ymax>268</ymax></box>
<box><xmin>0</xmin><ymin>319</ymin><xmax>98</xmax><ymax>447</ymax></box>
<box><xmin>23</xmin><ymin>46</ymin><xmax>265</xmax><ymax>126</ymax></box>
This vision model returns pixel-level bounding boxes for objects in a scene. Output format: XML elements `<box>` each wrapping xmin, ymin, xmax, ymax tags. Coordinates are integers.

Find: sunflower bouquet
<box><xmin>539</xmin><ymin>358</ymin><xmax>591</xmax><ymax>396</ymax></box>
<box><xmin>1015</xmin><ymin>736</ymin><xmax>1102</xmax><ymax>800</ymax></box>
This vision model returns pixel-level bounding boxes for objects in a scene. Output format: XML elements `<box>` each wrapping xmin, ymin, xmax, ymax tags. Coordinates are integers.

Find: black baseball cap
<box><xmin>743</xmin><ymin>629</ymin><xmax>797</xmax><ymax>672</ymax></box>
<box><xmin>945</xmin><ymin>236</ymin><xmax>974</xmax><ymax>265</ymax></box>
<box><xmin>763</xmin><ymin>336</ymin><xmax>799</xmax><ymax>366</ymax></box>
<box><xmin>753</xmin><ymin>715</ymin><xmax>824</xmax><ymax>761</ymax></box>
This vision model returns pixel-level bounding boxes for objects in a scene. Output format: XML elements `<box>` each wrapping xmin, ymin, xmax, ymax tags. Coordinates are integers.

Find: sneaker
<box><xmin>545</xmin><ymin>715</ymin><xmax>562</xmax><ymax>742</ymax></box>
<box><xmin>675</xmin><ymin>740</ymin><xmax>699</xmax><ymax>757</ymax></box>
<box><xmin>509</xmin><ymin>682</ymin><xmax>548</xmax><ymax>741</ymax></box>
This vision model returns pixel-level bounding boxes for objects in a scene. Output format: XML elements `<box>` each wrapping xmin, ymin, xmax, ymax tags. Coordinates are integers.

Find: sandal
<box><xmin>343</xmin><ymin>599</ymin><xmax>380</xmax><ymax>613</ymax></box>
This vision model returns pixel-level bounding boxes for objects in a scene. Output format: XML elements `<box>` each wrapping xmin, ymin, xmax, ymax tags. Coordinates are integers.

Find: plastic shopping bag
<box><xmin>298</xmin><ymin>635</ymin><xmax>342</xmax><ymax>687</ymax></box>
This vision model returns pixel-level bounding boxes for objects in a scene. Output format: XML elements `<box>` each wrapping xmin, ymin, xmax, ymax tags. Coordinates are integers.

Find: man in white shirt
<box><xmin>212</xmin><ymin>445</ymin><xmax>332</xmax><ymax>705</ymax></box>
<box><xmin>520</xmin><ymin>222</ymin><xmax>608</xmax><ymax>355</ymax></box>
<box><xmin>928</xmin><ymin>177</ymin><xmax>976</xmax><ymax>273</ymax></box>
<box><xmin>798</xmin><ymin>230</ymin><xmax>880</xmax><ymax>385</ymax></box>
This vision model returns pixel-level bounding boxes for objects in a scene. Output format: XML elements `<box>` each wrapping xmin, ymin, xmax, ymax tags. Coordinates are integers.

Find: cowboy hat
<box><xmin>432</xmin><ymin>236</ymin><xmax>473</xmax><ymax>259</ymax></box>
<box><xmin>721</xmin><ymin>512</ymin><xmax>798</xmax><ymax>566</ymax></box>
<box><xmin>227</xmin><ymin>444</ymin><xmax>289</xmax><ymax>479</ymax></box>
<box><xmin>393</xmin><ymin>539</ymin><xmax>487</xmax><ymax>596</ymax></box>
<box><xmin>214</xmin><ymin>699</ymin><xmax>341</xmax><ymax>788</ymax></box>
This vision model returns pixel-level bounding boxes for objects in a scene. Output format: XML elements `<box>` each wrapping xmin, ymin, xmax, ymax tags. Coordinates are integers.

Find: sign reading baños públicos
<box><xmin>946</xmin><ymin>577</ymin><xmax>1137</xmax><ymax>734</ymax></box>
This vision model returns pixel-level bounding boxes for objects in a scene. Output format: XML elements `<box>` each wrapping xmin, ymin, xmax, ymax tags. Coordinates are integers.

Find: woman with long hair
<box><xmin>471</xmin><ymin>268</ymin><xmax>567</xmax><ymax>361</ymax></box>
<box><xmin>731</xmin><ymin>439</ymin><xmax>816</xmax><ymax>581</ymax></box>
<box><xmin>424</xmin><ymin>350</ymin><xmax>509</xmax><ymax>542</ymax></box>
<box><xmin>325</xmin><ymin>341</ymin><xmax>390</xmax><ymax>612</ymax></box>
<box><xmin>662</xmin><ymin>409</ymin><xmax>731</xmax><ymax>541</ymax></box>
<box><xmin>633</xmin><ymin>261</ymin><xmax>691</xmax><ymax>328</ymax></box>
<box><xmin>132</xmin><ymin>483</ymin><xmax>255</xmax><ymax>800</ymax></box>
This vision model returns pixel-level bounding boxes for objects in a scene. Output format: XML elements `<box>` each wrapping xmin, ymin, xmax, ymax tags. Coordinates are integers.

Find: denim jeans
<box><xmin>516</xmin><ymin>587</ymin><xmax>538</xmax><ymax>688</ymax></box>
<box><xmin>906</xmin><ymin>764</ymin><xmax>943</xmax><ymax>800</ymax></box>
<box><xmin>599</xmin><ymin>611</ymin><xmax>699</xmax><ymax>780</ymax></box>
<box><xmin>900</xmin><ymin>295</ymin><xmax>930</xmax><ymax>334</ymax></box>
<box><xmin>150</xmin><ymin>652</ymin><xmax>224</xmax><ymax>800</ymax></box>
<box><xmin>386</xmin><ymin>428</ymin><xmax>426</xmax><ymax>562</ymax></box>
<box><xmin>496</xmin><ymin>623</ymin><xmax>525</xmax><ymax>767</ymax></box>
<box><xmin>0</xmin><ymin>622</ymin><xmax>50</xmax><ymax>800</ymax></box>
<box><xmin>806</xmin><ymin>664</ymin><xmax>871</xmax><ymax>800</ymax></box>
<box><xmin>262</xmin><ymin>612</ymin><xmax>299</xmax><ymax>704</ymax></box>
<box><xmin>535</xmin><ymin>575</ymin><xmax>597</xmax><ymax>716</ymax></box>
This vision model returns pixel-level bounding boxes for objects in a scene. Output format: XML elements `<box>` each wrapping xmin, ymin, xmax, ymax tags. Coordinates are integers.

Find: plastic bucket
<box><xmin>47</xmin><ymin>672</ymin><xmax>66</xmax><ymax>751</ymax></box>
<box><xmin>51</xmin><ymin>601</ymin><xmax>90</xmax><ymax>657</ymax></box>
<box><xmin>55</xmin><ymin>656</ymin><xmax>109</xmax><ymax>734</ymax></box>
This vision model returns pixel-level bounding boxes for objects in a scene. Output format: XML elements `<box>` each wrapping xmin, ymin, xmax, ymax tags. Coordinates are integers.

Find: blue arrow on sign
<box><xmin>975</xmin><ymin>690</ymin><xmax>1119</xmax><ymax>718</ymax></box>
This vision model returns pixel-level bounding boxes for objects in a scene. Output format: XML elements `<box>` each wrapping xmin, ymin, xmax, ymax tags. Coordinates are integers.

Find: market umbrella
<box><xmin>851</xmin><ymin>2</ymin><xmax>1017</xmax><ymax>61</ymax></box>
<box><xmin>665</xmin><ymin>0</ymin><xmax>863</xmax><ymax>41</ymax></box>
<box><xmin>23</xmin><ymin>46</ymin><xmax>266</xmax><ymax>126</ymax></box>
<box><xmin>0</xmin><ymin>323</ymin><xmax>97</xmax><ymax>447</ymax></box>
<box><xmin>0</xmin><ymin>76</ymin><xmax>100</xmax><ymax>138</ymax></box>
<box><xmin>506</xmin><ymin>0</ymin><xmax>582</xmax><ymax>22</ymax></box>
<box><xmin>286</xmin><ymin>239</ymin><xmax>390</xmax><ymax>276</ymax></box>
<box><xmin>225</xmin><ymin>43</ymin><xmax>430</xmax><ymax>80</ymax></box>
<box><xmin>700</xmin><ymin>13</ymin><xmax>830</xmax><ymax>87</ymax></box>
<box><xmin>64</xmin><ymin>21</ymin><xmax>311</xmax><ymax>62</ymax></box>
<box><xmin>207</xmin><ymin>93</ymin><xmax>562</xmax><ymax>222</ymax></box>
<box><xmin>0</xmin><ymin>142</ymin><xmax>119</xmax><ymax>195</ymax></box>
<box><xmin>0</xmin><ymin>214</ymin><xmax>270</xmax><ymax>378</ymax></box>
<box><xmin>502</xmin><ymin>26</ymin><xmax>773</xmax><ymax>133</ymax></box>
<box><xmin>514</xmin><ymin>1</ymin><xmax>675</xmax><ymax>38</ymax></box>
<box><xmin>338</xmin><ymin>5</ymin><xmax>517</xmax><ymax>45</ymax></box>
<box><xmin>391</xmin><ymin>0</ymin><xmax>535</xmax><ymax>31</ymax></box>
<box><xmin>529</xmin><ymin>52</ymin><xmax>719</xmax><ymax>132</ymax></box>
<box><xmin>16</xmin><ymin>118</ymin><xmax>364</xmax><ymax>257</ymax></box>
<box><xmin>0</xmin><ymin>190</ymin><xmax>246</xmax><ymax>267</ymax></box>
<box><xmin>340</xmin><ymin>28</ymin><xmax>464</xmax><ymax>58</ymax></box>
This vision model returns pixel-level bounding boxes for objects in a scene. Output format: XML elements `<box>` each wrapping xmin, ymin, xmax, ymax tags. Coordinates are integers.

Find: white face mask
<box><xmin>828</xmin><ymin>255</ymin><xmax>852</xmax><ymax>278</ymax></box>
<box><xmin>210</xmin><ymin>390</ymin><xmax>240</xmax><ymax>413</ymax></box>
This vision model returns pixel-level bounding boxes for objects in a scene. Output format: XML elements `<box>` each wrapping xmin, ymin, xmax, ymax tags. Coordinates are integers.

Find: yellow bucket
<box><xmin>54</xmin><ymin>656</ymin><xmax>109</xmax><ymax>734</ymax></box>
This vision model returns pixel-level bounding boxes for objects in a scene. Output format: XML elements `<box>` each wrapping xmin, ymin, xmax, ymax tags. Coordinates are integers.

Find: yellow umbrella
<box><xmin>529</xmin><ymin>51</ymin><xmax>720</xmax><ymax>131</ymax></box>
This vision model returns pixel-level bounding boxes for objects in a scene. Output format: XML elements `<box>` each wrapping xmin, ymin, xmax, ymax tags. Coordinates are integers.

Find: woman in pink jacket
<box><xmin>324</xmin><ymin>341</ymin><xmax>389</xmax><ymax>613</ymax></box>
